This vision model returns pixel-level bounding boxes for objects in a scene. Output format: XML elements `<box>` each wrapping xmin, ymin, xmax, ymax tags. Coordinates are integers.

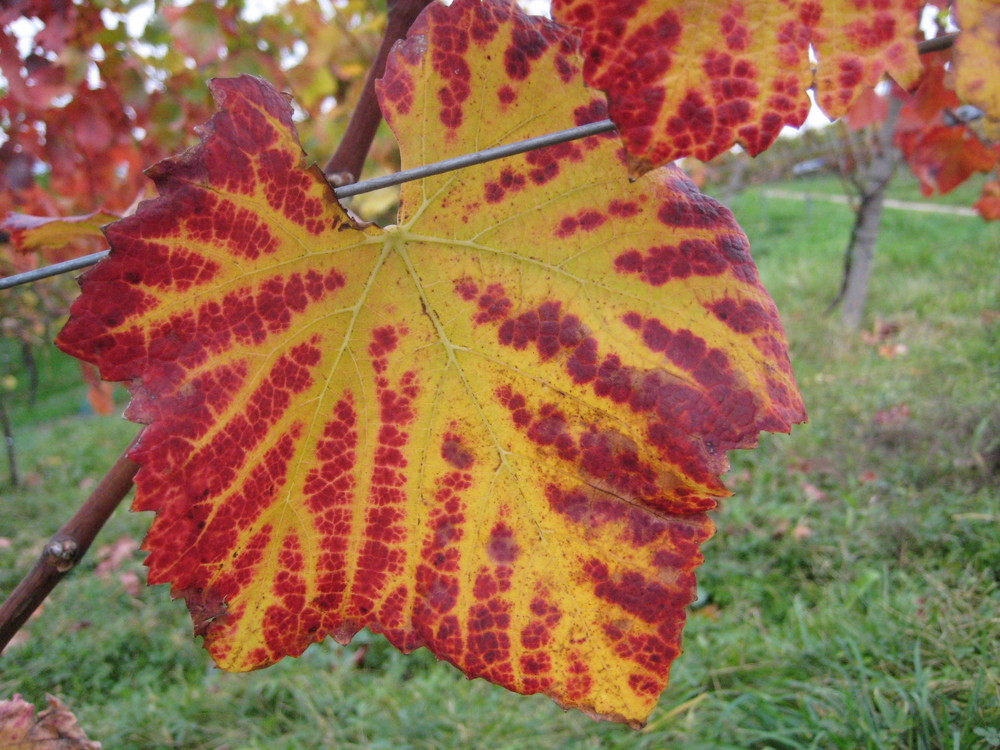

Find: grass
<box><xmin>765</xmin><ymin>170</ymin><xmax>993</xmax><ymax>208</ymax></box>
<box><xmin>2</xmin><ymin>186</ymin><xmax>999</xmax><ymax>748</ymax></box>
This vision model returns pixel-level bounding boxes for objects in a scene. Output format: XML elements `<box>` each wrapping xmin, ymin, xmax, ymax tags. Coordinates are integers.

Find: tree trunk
<box><xmin>21</xmin><ymin>342</ymin><xmax>38</xmax><ymax>407</ymax></box>
<box><xmin>830</xmin><ymin>98</ymin><xmax>902</xmax><ymax>329</ymax></box>
<box><xmin>720</xmin><ymin>154</ymin><xmax>748</xmax><ymax>206</ymax></box>
<box><xmin>0</xmin><ymin>394</ymin><xmax>17</xmax><ymax>488</ymax></box>
<box><xmin>840</xmin><ymin>186</ymin><xmax>888</xmax><ymax>328</ymax></box>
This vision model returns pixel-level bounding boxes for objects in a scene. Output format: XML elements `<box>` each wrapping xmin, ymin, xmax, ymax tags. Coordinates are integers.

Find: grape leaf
<box><xmin>808</xmin><ymin>0</ymin><xmax>923</xmax><ymax>118</ymax></box>
<box><xmin>896</xmin><ymin>126</ymin><xmax>997</xmax><ymax>196</ymax></box>
<box><xmin>56</xmin><ymin>0</ymin><xmax>804</xmax><ymax>726</ymax></box>
<box><xmin>550</xmin><ymin>0</ymin><xmax>922</xmax><ymax>174</ymax></box>
<box><xmin>974</xmin><ymin>179</ymin><xmax>1000</xmax><ymax>221</ymax></box>
<box><xmin>953</xmin><ymin>0</ymin><xmax>1000</xmax><ymax>139</ymax></box>
<box><xmin>162</xmin><ymin>2</ymin><xmax>237</xmax><ymax>68</ymax></box>
<box><xmin>3</xmin><ymin>211</ymin><xmax>118</xmax><ymax>255</ymax></box>
<box><xmin>894</xmin><ymin>51</ymin><xmax>998</xmax><ymax>196</ymax></box>
<box><xmin>843</xmin><ymin>86</ymin><xmax>890</xmax><ymax>132</ymax></box>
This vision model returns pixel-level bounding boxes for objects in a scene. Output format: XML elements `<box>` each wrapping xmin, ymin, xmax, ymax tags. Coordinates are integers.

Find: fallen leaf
<box><xmin>724</xmin><ymin>468</ymin><xmax>751</xmax><ymax>488</ymax></box>
<box><xmin>0</xmin><ymin>694</ymin><xmax>101</xmax><ymax>749</ymax></box>
<box><xmin>791</xmin><ymin>523</ymin><xmax>813</xmax><ymax>541</ymax></box>
<box><xmin>95</xmin><ymin>536</ymin><xmax>139</xmax><ymax>578</ymax></box>
<box><xmin>119</xmin><ymin>571</ymin><xmax>142</xmax><ymax>597</ymax></box>
<box><xmin>800</xmin><ymin>482</ymin><xmax>826</xmax><ymax>502</ymax></box>
<box><xmin>22</xmin><ymin>473</ymin><xmax>44</xmax><ymax>488</ymax></box>
<box><xmin>786</xmin><ymin>457</ymin><xmax>836</xmax><ymax>476</ymax></box>
<box><xmin>1</xmin><ymin>629</ymin><xmax>31</xmax><ymax>652</ymax></box>
<box><xmin>860</xmin><ymin>316</ymin><xmax>901</xmax><ymax>345</ymax></box>
<box><xmin>873</xmin><ymin>403</ymin><xmax>911</xmax><ymax>426</ymax></box>
<box><xmin>691</xmin><ymin>603</ymin><xmax>719</xmax><ymax>620</ymax></box>
<box><xmin>877</xmin><ymin>342</ymin><xmax>907</xmax><ymax>359</ymax></box>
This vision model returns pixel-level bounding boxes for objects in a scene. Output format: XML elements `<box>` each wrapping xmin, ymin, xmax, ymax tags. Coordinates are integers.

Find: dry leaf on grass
<box><xmin>0</xmin><ymin>694</ymin><xmax>101</xmax><ymax>749</ymax></box>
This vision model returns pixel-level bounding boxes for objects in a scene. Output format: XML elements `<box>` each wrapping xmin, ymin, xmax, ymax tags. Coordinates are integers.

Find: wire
<box><xmin>0</xmin><ymin>118</ymin><xmax>616</xmax><ymax>291</ymax></box>
<box><xmin>0</xmin><ymin>29</ymin><xmax>967</xmax><ymax>293</ymax></box>
<box><xmin>0</xmin><ymin>251</ymin><xmax>111</xmax><ymax>290</ymax></box>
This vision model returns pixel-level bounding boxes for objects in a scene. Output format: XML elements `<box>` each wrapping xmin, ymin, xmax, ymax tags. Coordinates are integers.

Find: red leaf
<box><xmin>894</xmin><ymin>52</ymin><xmax>998</xmax><ymax>196</ymax></box>
<box><xmin>974</xmin><ymin>179</ymin><xmax>1000</xmax><ymax>220</ymax></box>
<box><xmin>896</xmin><ymin>126</ymin><xmax>996</xmax><ymax>196</ymax></box>
<box><xmin>844</xmin><ymin>86</ymin><xmax>889</xmax><ymax>131</ymax></box>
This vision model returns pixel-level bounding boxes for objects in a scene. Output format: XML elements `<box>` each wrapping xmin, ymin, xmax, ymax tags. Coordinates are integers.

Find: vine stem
<box><xmin>323</xmin><ymin>0</ymin><xmax>434</xmax><ymax>184</ymax></box>
<box><xmin>918</xmin><ymin>31</ymin><xmax>958</xmax><ymax>54</ymax></box>
<box><xmin>0</xmin><ymin>439</ymin><xmax>139</xmax><ymax>654</ymax></box>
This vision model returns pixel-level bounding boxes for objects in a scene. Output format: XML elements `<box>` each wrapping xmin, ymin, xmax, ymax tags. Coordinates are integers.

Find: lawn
<box><xmin>765</xmin><ymin>170</ymin><xmax>993</xmax><ymax>208</ymax></box>
<box><xmin>1</xmin><ymin>185</ymin><xmax>998</xmax><ymax>749</ymax></box>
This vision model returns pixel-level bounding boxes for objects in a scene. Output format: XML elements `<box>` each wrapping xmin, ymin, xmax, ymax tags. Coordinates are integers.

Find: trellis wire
<box><xmin>0</xmin><ymin>31</ymin><xmax>962</xmax><ymax>293</ymax></box>
<box><xmin>0</xmin><ymin>118</ymin><xmax>616</xmax><ymax>291</ymax></box>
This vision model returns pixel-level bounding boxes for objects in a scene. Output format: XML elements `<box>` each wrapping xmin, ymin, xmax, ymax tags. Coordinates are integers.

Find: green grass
<box><xmin>2</xmin><ymin>187</ymin><xmax>999</xmax><ymax>748</ymax></box>
<box><xmin>765</xmin><ymin>170</ymin><xmax>993</xmax><ymax>208</ymax></box>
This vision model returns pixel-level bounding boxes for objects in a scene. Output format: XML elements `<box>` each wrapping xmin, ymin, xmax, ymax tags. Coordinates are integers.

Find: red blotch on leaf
<box><xmin>441</xmin><ymin>433</ymin><xmax>474</xmax><ymax>469</ymax></box>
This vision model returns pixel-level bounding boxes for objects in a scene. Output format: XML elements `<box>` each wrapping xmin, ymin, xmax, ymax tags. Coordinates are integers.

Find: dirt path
<box><xmin>760</xmin><ymin>188</ymin><xmax>979</xmax><ymax>217</ymax></box>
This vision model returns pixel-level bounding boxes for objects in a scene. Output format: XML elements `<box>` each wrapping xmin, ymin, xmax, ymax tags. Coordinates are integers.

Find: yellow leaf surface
<box><xmin>954</xmin><ymin>0</ymin><xmax>1000</xmax><ymax>138</ymax></box>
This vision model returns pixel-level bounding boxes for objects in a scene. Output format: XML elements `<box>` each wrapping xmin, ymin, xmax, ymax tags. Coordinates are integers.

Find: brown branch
<box><xmin>0</xmin><ymin>438</ymin><xmax>140</xmax><ymax>653</ymax></box>
<box><xmin>917</xmin><ymin>32</ymin><xmax>958</xmax><ymax>55</ymax></box>
<box><xmin>324</xmin><ymin>0</ymin><xmax>434</xmax><ymax>185</ymax></box>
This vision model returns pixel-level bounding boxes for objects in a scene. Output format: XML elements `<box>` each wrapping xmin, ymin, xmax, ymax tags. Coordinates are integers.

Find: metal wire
<box><xmin>0</xmin><ymin>30</ymin><xmax>965</xmax><ymax>293</ymax></box>
<box><xmin>0</xmin><ymin>251</ymin><xmax>111</xmax><ymax>290</ymax></box>
<box><xmin>0</xmin><ymin>118</ymin><xmax>616</xmax><ymax>291</ymax></box>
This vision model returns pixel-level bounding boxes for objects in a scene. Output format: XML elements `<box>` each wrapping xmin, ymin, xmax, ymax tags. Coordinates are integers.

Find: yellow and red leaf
<box><xmin>808</xmin><ymin>0</ymin><xmax>923</xmax><ymax>119</ymax></box>
<box><xmin>3</xmin><ymin>210</ymin><xmax>118</xmax><ymax>256</ymax></box>
<box><xmin>551</xmin><ymin>0</ymin><xmax>922</xmax><ymax>174</ymax></box>
<box><xmin>953</xmin><ymin>0</ymin><xmax>1000</xmax><ymax>139</ymax></box>
<box><xmin>56</xmin><ymin>0</ymin><xmax>804</xmax><ymax>726</ymax></box>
